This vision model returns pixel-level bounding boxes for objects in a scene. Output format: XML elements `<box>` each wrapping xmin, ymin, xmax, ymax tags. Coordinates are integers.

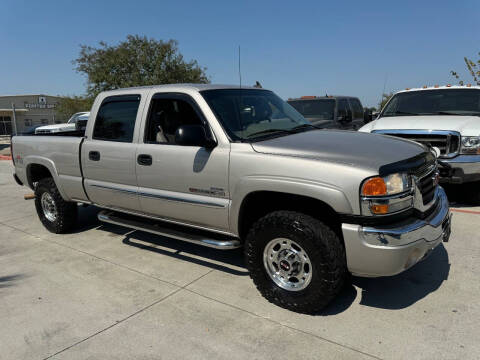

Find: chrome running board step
<box><xmin>97</xmin><ymin>210</ymin><xmax>241</xmax><ymax>250</ymax></box>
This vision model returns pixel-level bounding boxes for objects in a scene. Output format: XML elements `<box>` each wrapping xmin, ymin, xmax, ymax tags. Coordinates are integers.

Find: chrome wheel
<box><xmin>263</xmin><ymin>238</ymin><xmax>312</xmax><ymax>291</ymax></box>
<box><xmin>41</xmin><ymin>192</ymin><xmax>57</xmax><ymax>222</ymax></box>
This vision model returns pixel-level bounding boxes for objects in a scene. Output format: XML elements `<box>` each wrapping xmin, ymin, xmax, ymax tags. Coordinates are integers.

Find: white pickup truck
<box><xmin>35</xmin><ymin>112</ymin><xmax>90</xmax><ymax>134</ymax></box>
<box><xmin>360</xmin><ymin>85</ymin><xmax>480</xmax><ymax>202</ymax></box>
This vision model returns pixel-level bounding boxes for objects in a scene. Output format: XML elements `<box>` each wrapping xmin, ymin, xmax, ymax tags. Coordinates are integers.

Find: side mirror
<box><xmin>76</xmin><ymin>119</ymin><xmax>88</xmax><ymax>131</ymax></box>
<box><xmin>337</xmin><ymin>112</ymin><xmax>352</xmax><ymax>123</ymax></box>
<box><xmin>175</xmin><ymin>125</ymin><xmax>216</xmax><ymax>148</ymax></box>
<box><xmin>363</xmin><ymin>109</ymin><xmax>373</xmax><ymax>123</ymax></box>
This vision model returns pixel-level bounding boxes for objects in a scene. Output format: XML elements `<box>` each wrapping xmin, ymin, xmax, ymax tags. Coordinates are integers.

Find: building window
<box><xmin>41</xmin><ymin>119</ymin><xmax>48</xmax><ymax>124</ymax></box>
<box><xmin>24</xmin><ymin>119</ymin><xmax>32</xmax><ymax>127</ymax></box>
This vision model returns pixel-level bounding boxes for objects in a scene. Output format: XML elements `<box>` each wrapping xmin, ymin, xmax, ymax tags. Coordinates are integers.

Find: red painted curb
<box><xmin>451</xmin><ymin>208</ymin><xmax>480</xmax><ymax>215</ymax></box>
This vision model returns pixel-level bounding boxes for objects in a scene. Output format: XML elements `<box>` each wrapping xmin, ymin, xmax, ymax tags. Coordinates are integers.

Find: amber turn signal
<box><xmin>370</xmin><ymin>204</ymin><xmax>389</xmax><ymax>214</ymax></box>
<box><xmin>362</xmin><ymin>177</ymin><xmax>387</xmax><ymax>196</ymax></box>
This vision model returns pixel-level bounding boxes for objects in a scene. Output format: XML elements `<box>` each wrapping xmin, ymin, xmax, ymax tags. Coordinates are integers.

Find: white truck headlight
<box><xmin>461</xmin><ymin>136</ymin><xmax>480</xmax><ymax>154</ymax></box>
<box><xmin>361</xmin><ymin>173</ymin><xmax>413</xmax><ymax>215</ymax></box>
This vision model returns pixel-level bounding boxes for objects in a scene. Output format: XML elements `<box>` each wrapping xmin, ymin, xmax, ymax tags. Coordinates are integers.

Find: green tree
<box><xmin>378</xmin><ymin>92</ymin><xmax>394</xmax><ymax>111</ymax></box>
<box><xmin>56</xmin><ymin>95</ymin><xmax>94</xmax><ymax>119</ymax></box>
<box><xmin>74</xmin><ymin>35</ymin><xmax>209</xmax><ymax>97</ymax></box>
<box><xmin>450</xmin><ymin>53</ymin><xmax>480</xmax><ymax>86</ymax></box>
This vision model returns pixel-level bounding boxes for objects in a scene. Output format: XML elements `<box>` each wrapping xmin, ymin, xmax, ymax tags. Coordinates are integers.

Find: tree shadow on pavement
<box><xmin>0</xmin><ymin>274</ymin><xmax>26</xmax><ymax>289</ymax></box>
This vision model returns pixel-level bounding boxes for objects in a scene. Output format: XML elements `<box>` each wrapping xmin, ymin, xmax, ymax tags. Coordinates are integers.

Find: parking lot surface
<box><xmin>0</xmin><ymin>160</ymin><xmax>479</xmax><ymax>360</ymax></box>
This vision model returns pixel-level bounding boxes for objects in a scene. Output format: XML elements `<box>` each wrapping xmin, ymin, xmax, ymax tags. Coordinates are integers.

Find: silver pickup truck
<box><xmin>12</xmin><ymin>84</ymin><xmax>452</xmax><ymax>313</ymax></box>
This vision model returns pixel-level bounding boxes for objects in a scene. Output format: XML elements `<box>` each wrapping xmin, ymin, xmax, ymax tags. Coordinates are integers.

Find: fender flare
<box><xmin>24</xmin><ymin>156</ymin><xmax>70</xmax><ymax>201</ymax></box>
<box><xmin>230</xmin><ymin>175</ymin><xmax>353</xmax><ymax>235</ymax></box>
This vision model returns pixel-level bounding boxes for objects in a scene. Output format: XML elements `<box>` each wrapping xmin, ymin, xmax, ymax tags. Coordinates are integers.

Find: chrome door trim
<box><xmin>90</xmin><ymin>184</ymin><xmax>227</xmax><ymax>208</ymax></box>
<box><xmin>90</xmin><ymin>184</ymin><xmax>138</xmax><ymax>195</ymax></box>
<box><xmin>96</xmin><ymin>204</ymin><xmax>236</xmax><ymax>236</ymax></box>
<box><xmin>138</xmin><ymin>191</ymin><xmax>227</xmax><ymax>208</ymax></box>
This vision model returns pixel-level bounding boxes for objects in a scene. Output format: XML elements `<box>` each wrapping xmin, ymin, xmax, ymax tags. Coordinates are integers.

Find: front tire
<box><xmin>245</xmin><ymin>211</ymin><xmax>347</xmax><ymax>314</ymax></box>
<box><xmin>34</xmin><ymin>178</ymin><xmax>77</xmax><ymax>233</ymax></box>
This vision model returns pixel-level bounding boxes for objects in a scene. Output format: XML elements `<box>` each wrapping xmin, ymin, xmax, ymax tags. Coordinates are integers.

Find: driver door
<box><xmin>135</xmin><ymin>93</ymin><xmax>231</xmax><ymax>232</ymax></box>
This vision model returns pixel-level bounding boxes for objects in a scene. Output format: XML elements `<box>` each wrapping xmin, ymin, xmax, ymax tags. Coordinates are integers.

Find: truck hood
<box><xmin>368</xmin><ymin>115</ymin><xmax>480</xmax><ymax>136</ymax></box>
<box><xmin>251</xmin><ymin>130</ymin><xmax>426</xmax><ymax>172</ymax></box>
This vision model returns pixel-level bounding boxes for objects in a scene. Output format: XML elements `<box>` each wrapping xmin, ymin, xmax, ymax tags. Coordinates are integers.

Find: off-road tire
<box><xmin>34</xmin><ymin>178</ymin><xmax>77</xmax><ymax>233</ymax></box>
<box><xmin>245</xmin><ymin>210</ymin><xmax>347</xmax><ymax>314</ymax></box>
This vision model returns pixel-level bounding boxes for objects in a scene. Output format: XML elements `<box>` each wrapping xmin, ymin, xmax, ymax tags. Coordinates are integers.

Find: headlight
<box><xmin>362</xmin><ymin>173</ymin><xmax>411</xmax><ymax>196</ymax></box>
<box><xmin>361</xmin><ymin>173</ymin><xmax>413</xmax><ymax>215</ymax></box>
<box><xmin>461</xmin><ymin>136</ymin><xmax>480</xmax><ymax>154</ymax></box>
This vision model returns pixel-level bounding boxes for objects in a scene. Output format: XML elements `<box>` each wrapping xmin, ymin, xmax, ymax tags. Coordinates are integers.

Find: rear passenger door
<box><xmin>82</xmin><ymin>93</ymin><xmax>146</xmax><ymax>211</ymax></box>
<box><xmin>135</xmin><ymin>92</ymin><xmax>230</xmax><ymax>232</ymax></box>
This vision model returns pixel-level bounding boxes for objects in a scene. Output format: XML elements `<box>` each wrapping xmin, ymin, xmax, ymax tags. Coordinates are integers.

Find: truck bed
<box><xmin>12</xmin><ymin>135</ymin><xmax>89</xmax><ymax>202</ymax></box>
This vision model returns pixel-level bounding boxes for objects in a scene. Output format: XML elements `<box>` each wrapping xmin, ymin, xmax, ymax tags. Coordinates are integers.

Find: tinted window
<box><xmin>337</xmin><ymin>99</ymin><xmax>348</xmax><ymax>117</ymax></box>
<box><xmin>201</xmin><ymin>89</ymin><xmax>309</xmax><ymax>141</ymax></box>
<box><xmin>288</xmin><ymin>99</ymin><xmax>335</xmax><ymax>120</ymax></box>
<box><xmin>382</xmin><ymin>89</ymin><xmax>480</xmax><ymax>117</ymax></box>
<box><xmin>93</xmin><ymin>95</ymin><xmax>140</xmax><ymax>142</ymax></box>
<box><xmin>350</xmin><ymin>98</ymin><xmax>363</xmax><ymax>118</ymax></box>
<box><xmin>145</xmin><ymin>97</ymin><xmax>203</xmax><ymax>144</ymax></box>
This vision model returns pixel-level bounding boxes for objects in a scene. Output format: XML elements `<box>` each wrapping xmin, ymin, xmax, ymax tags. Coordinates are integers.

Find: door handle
<box><xmin>89</xmin><ymin>151</ymin><xmax>100</xmax><ymax>161</ymax></box>
<box><xmin>137</xmin><ymin>154</ymin><xmax>152</xmax><ymax>166</ymax></box>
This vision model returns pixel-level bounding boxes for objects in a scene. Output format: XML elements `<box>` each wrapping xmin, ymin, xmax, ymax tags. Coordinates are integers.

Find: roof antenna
<box><xmin>238</xmin><ymin>45</ymin><xmax>242</xmax><ymax>88</ymax></box>
<box><xmin>380</xmin><ymin>73</ymin><xmax>388</xmax><ymax>109</ymax></box>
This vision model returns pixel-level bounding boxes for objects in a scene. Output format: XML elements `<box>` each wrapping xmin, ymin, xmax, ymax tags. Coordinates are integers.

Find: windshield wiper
<box><xmin>246</xmin><ymin>128</ymin><xmax>294</xmax><ymax>138</ymax></box>
<box><xmin>434</xmin><ymin>111</ymin><xmax>480</xmax><ymax>116</ymax></box>
<box><xmin>392</xmin><ymin>111</ymin><xmax>420</xmax><ymax>116</ymax></box>
<box><xmin>290</xmin><ymin>123</ymin><xmax>322</xmax><ymax>132</ymax></box>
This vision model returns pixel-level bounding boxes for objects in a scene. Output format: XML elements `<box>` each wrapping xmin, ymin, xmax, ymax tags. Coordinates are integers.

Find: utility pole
<box><xmin>11</xmin><ymin>103</ymin><xmax>18</xmax><ymax>135</ymax></box>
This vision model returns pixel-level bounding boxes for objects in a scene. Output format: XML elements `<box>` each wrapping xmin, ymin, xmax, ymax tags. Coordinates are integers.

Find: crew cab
<box><xmin>287</xmin><ymin>95</ymin><xmax>371</xmax><ymax>130</ymax></box>
<box><xmin>12</xmin><ymin>84</ymin><xmax>451</xmax><ymax>313</ymax></box>
<box><xmin>359</xmin><ymin>86</ymin><xmax>480</xmax><ymax>201</ymax></box>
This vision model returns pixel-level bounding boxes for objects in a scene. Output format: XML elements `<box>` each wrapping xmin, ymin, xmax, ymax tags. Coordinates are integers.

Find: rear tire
<box><xmin>34</xmin><ymin>178</ymin><xmax>77</xmax><ymax>233</ymax></box>
<box><xmin>245</xmin><ymin>210</ymin><xmax>347</xmax><ymax>314</ymax></box>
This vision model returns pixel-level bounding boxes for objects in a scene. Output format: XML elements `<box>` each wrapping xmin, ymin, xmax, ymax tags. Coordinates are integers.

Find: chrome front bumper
<box><xmin>342</xmin><ymin>187</ymin><xmax>451</xmax><ymax>277</ymax></box>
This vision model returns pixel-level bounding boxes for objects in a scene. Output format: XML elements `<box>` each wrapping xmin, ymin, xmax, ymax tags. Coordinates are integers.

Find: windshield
<box><xmin>288</xmin><ymin>99</ymin><xmax>335</xmax><ymax>120</ymax></box>
<box><xmin>382</xmin><ymin>89</ymin><xmax>480</xmax><ymax>117</ymax></box>
<box><xmin>201</xmin><ymin>89</ymin><xmax>312</xmax><ymax>141</ymax></box>
<box><xmin>67</xmin><ymin>112</ymin><xmax>88</xmax><ymax>124</ymax></box>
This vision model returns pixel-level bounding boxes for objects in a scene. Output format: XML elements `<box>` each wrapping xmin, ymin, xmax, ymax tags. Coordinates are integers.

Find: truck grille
<box><xmin>418</xmin><ymin>171</ymin><xmax>436</xmax><ymax>205</ymax></box>
<box><xmin>374</xmin><ymin>130</ymin><xmax>460</xmax><ymax>158</ymax></box>
<box><xmin>408</xmin><ymin>153</ymin><xmax>437</xmax><ymax>206</ymax></box>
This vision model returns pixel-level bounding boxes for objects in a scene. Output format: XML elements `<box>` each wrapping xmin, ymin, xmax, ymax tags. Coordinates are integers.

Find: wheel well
<box><xmin>27</xmin><ymin>164</ymin><xmax>53</xmax><ymax>188</ymax></box>
<box><xmin>238</xmin><ymin>191</ymin><xmax>341</xmax><ymax>240</ymax></box>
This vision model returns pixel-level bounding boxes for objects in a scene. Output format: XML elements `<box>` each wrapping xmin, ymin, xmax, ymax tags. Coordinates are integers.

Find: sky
<box><xmin>1</xmin><ymin>0</ymin><xmax>479</xmax><ymax>107</ymax></box>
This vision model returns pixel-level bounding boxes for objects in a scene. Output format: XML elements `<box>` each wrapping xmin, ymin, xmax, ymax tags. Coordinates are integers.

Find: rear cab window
<box><xmin>92</xmin><ymin>95</ymin><xmax>141</xmax><ymax>142</ymax></box>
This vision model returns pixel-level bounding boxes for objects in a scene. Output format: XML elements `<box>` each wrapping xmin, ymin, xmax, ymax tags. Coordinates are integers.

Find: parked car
<box><xmin>12</xmin><ymin>84</ymin><xmax>451</xmax><ymax>313</ymax></box>
<box><xmin>35</xmin><ymin>111</ymin><xmax>90</xmax><ymax>134</ymax></box>
<box><xmin>287</xmin><ymin>95</ymin><xmax>372</xmax><ymax>130</ymax></box>
<box><xmin>359</xmin><ymin>85</ymin><xmax>480</xmax><ymax>202</ymax></box>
